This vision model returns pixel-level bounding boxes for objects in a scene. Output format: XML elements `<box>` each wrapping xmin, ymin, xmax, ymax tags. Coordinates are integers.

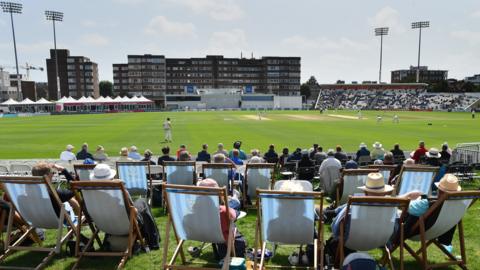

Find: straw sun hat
<box><xmin>358</xmin><ymin>172</ymin><xmax>393</xmax><ymax>194</ymax></box>
<box><xmin>435</xmin><ymin>174</ymin><xmax>461</xmax><ymax>192</ymax></box>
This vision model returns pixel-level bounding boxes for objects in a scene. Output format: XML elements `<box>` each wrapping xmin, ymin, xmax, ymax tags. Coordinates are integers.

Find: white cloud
<box><xmin>81</xmin><ymin>33</ymin><xmax>110</xmax><ymax>47</ymax></box>
<box><xmin>167</xmin><ymin>0</ymin><xmax>244</xmax><ymax>21</ymax></box>
<box><xmin>450</xmin><ymin>30</ymin><xmax>480</xmax><ymax>45</ymax></box>
<box><xmin>145</xmin><ymin>16</ymin><xmax>196</xmax><ymax>38</ymax></box>
<box><xmin>81</xmin><ymin>20</ymin><xmax>97</xmax><ymax>28</ymax></box>
<box><xmin>205</xmin><ymin>29</ymin><xmax>248</xmax><ymax>54</ymax></box>
<box><xmin>471</xmin><ymin>10</ymin><xmax>480</xmax><ymax>18</ymax></box>
<box><xmin>281</xmin><ymin>35</ymin><xmax>369</xmax><ymax>51</ymax></box>
<box><xmin>368</xmin><ymin>6</ymin><xmax>405</xmax><ymax>33</ymax></box>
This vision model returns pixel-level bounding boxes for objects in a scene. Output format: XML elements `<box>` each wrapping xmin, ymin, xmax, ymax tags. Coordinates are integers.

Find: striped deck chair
<box><xmin>73</xmin><ymin>164</ymin><xmax>96</xmax><ymax>180</ymax></box>
<box><xmin>243</xmin><ymin>163</ymin><xmax>275</xmax><ymax>208</ymax></box>
<box><xmin>255</xmin><ymin>189</ymin><xmax>324</xmax><ymax>269</ymax></box>
<box><xmin>336</xmin><ymin>169</ymin><xmax>379</xmax><ymax>206</ymax></box>
<box><xmin>202</xmin><ymin>163</ymin><xmax>234</xmax><ymax>189</ymax></box>
<box><xmin>116</xmin><ymin>161</ymin><xmax>152</xmax><ymax>204</ymax></box>
<box><xmin>403</xmin><ymin>191</ymin><xmax>480</xmax><ymax>270</ymax></box>
<box><xmin>0</xmin><ymin>176</ymin><xmax>79</xmax><ymax>269</ymax></box>
<box><xmin>368</xmin><ymin>165</ymin><xmax>397</xmax><ymax>184</ymax></box>
<box><xmin>70</xmin><ymin>180</ymin><xmax>145</xmax><ymax>269</ymax></box>
<box><xmin>338</xmin><ymin>197</ymin><xmax>410</xmax><ymax>270</ymax></box>
<box><xmin>162</xmin><ymin>184</ymin><xmax>235</xmax><ymax>270</ymax></box>
<box><xmin>395</xmin><ymin>166</ymin><xmax>439</xmax><ymax>196</ymax></box>
<box><xmin>163</xmin><ymin>161</ymin><xmax>196</xmax><ymax>186</ymax></box>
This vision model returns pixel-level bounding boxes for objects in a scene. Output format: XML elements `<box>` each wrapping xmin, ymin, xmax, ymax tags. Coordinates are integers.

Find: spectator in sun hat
<box><xmin>425</xmin><ymin>148</ymin><xmax>442</xmax><ymax>167</ymax></box>
<box><xmin>355</xmin><ymin>142</ymin><xmax>370</xmax><ymax>162</ymax></box>
<box><xmin>60</xmin><ymin>144</ymin><xmax>77</xmax><ymax>161</ymax></box>
<box><xmin>90</xmin><ymin>163</ymin><xmax>117</xmax><ymax>180</ymax></box>
<box><xmin>141</xmin><ymin>149</ymin><xmax>156</xmax><ymax>165</ymax></box>
<box><xmin>370</xmin><ymin>141</ymin><xmax>385</xmax><ymax>161</ymax></box>
<box><xmin>76</xmin><ymin>143</ymin><xmax>93</xmax><ymax>160</ymax></box>
<box><xmin>118</xmin><ymin>147</ymin><xmax>133</xmax><ymax>162</ymax></box>
<box><xmin>93</xmin><ymin>145</ymin><xmax>108</xmax><ymax>162</ymax></box>
<box><xmin>128</xmin><ymin>145</ymin><xmax>142</xmax><ymax>160</ymax></box>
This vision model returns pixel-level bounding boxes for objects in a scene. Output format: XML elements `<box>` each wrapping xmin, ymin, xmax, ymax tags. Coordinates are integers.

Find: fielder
<box><xmin>163</xmin><ymin>117</ymin><xmax>172</xmax><ymax>142</ymax></box>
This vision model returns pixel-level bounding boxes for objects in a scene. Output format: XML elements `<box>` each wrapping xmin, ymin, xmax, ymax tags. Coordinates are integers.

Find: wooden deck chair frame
<box><xmin>394</xmin><ymin>166</ymin><xmax>439</xmax><ymax>196</ymax></box>
<box><xmin>162</xmin><ymin>183</ymin><xmax>235</xmax><ymax>270</ymax></box>
<box><xmin>402</xmin><ymin>191</ymin><xmax>480</xmax><ymax>270</ymax></box>
<box><xmin>163</xmin><ymin>161</ymin><xmax>197</xmax><ymax>186</ymax></box>
<box><xmin>70</xmin><ymin>180</ymin><xmax>145</xmax><ymax>270</ymax></box>
<box><xmin>338</xmin><ymin>196</ymin><xmax>410</xmax><ymax>270</ymax></box>
<box><xmin>367</xmin><ymin>165</ymin><xmax>397</xmax><ymax>184</ymax></box>
<box><xmin>243</xmin><ymin>163</ymin><xmax>275</xmax><ymax>209</ymax></box>
<box><xmin>116</xmin><ymin>161</ymin><xmax>153</xmax><ymax>205</ymax></box>
<box><xmin>73</xmin><ymin>164</ymin><xmax>97</xmax><ymax>181</ymax></box>
<box><xmin>0</xmin><ymin>176</ymin><xmax>79</xmax><ymax>269</ymax></box>
<box><xmin>335</xmin><ymin>169</ymin><xmax>379</xmax><ymax>207</ymax></box>
<box><xmin>201</xmin><ymin>163</ymin><xmax>235</xmax><ymax>190</ymax></box>
<box><xmin>254</xmin><ymin>189</ymin><xmax>324</xmax><ymax>270</ymax></box>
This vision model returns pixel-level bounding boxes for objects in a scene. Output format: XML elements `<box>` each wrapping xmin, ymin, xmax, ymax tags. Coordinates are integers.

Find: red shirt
<box><xmin>219</xmin><ymin>206</ymin><xmax>236</xmax><ymax>241</ymax></box>
<box><xmin>412</xmin><ymin>146</ymin><xmax>428</xmax><ymax>163</ymax></box>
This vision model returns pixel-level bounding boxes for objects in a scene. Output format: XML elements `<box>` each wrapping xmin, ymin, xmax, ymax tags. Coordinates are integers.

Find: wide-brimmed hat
<box><xmin>327</xmin><ymin>149</ymin><xmax>335</xmax><ymax>156</ymax></box>
<box><xmin>435</xmin><ymin>174</ymin><xmax>461</xmax><ymax>192</ymax></box>
<box><xmin>372</xmin><ymin>142</ymin><xmax>382</xmax><ymax>148</ymax></box>
<box><xmin>426</xmin><ymin>148</ymin><xmax>441</xmax><ymax>158</ymax></box>
<box><xmin>359</xmin><ymin>142</ymin><xmax>367</xmax><ymax>149</ymax></box>
<box><xmin>90</xmin><ymin>164</ymin><xmax>116</xmax><ymax>180</ymax></box>
<box><xmin>358</xmin><ymin>172</ymin><xmax>394</xmax><ymax>194</ymax></box>
<box><xmin>66</xmin><ymin>144</ymin><xmax>74</xmax><ymax>151</ymax></box>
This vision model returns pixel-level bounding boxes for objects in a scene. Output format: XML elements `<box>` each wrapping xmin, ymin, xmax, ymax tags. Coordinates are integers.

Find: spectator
<box><xmin>128</xmin><ymin>146</ymin><xmax>142</xmax><ymax>160</ymax></box>
<box><xmin>373</xmin><ymin>159</ymin><xmax>384</xmax><ymax>165</ymax></box>
<box><xmin>425</xmin><ymin>148</ymin><xmax>442</xmax><ymax>167</ymax></box>
<box><xmin>355</xmin><ymin>143</ymin><xmax>370</xmax><ymax>162</ymax></box>
<box><xmin>298</xmin><ymin>150</ymin><xmax>314</xmax><ymax>167</ymax></box>
<box><xmin>196</xmin><ymin>144</ymin><xmax>211</xmax><ymax>163</ymax></box>
<box><xmin>230</xmin><ymin>149</ymin><xmax>244</xmax><ymax>165</ymax></box>
<box><xmin>370</xmin><ymin>142</ymin><xmax>385</xmax><ymax>161</ymax></box>
<box><xmin>228</xmin><ymin>141</ymin><xmax>247</xmax><ymax>160</ymax></box>
<box><xmin>439</xmin><ymin>143</ymin><xmax>451</xmax><ymax>164</ymax></box>
<box><xmin>176</xmin><ymin>145</ymin><xmax>187</xmax><ymax>159</ymax></box>
<box><xmin>60</xmin><ymin>144</ymin><xmax>76</xmax><ymax>161</ymax></box>
<box><xmin>93</xmin><ymin>145</ymin><xmax>108</xmax><ymax>162</ymax></box>
<box><xmin>214</xmin><ymin>143</ymin><xmax>228</xmax><ymax>156</ymax></box>
<box><xmin>248</xmin><ymin>156</ymin><xmax>263</xmax><ymax>164</ymax></box>
<box><xmin>334</xmin><ymin>145</ymin><xmax>348</xmax><ymax>162</ymax></box>
<box><xmin>279</xmin><ymin>148</ymin><xmax>289</xmax><ymax>166</ymax></box>
<box><xmin>178</xmin><ymin>151</ymin><xmax>191</xmax><ymax>161</ymax></box>
<box><xmin>383</xmin><ymin>152</ymin><xmax>394</xmax><ymax>165</ymax></box>
<box><xmin>287</xmin><ymin>148</ymin><xmax>302</xmax><ymax>162</ymax></box>
<box><xmin>76</xmin><ymin>143</ymin><xmax>93</xmax><ymax>160</ymax></box>
<box><xmin>309</xmin><ymin>144</ymin><xmax>319</xmax><ymax>159</ymax></box>
<box><xmin>345</xmin><ymin>157</ymin><xmax>358</xmax><ymax>169</ymax></box>
<box><xmin>141</xmin><ymin>149</ymin><xmax>156</xmax><ymax>165</ymax></box>
<box><xmin>412</xmin><ymin>141</ymin><xmax>428</xmax><ymax>163</ymax></box>
<box><xmin>264</xmin><ymin>144</ymin><xmax>279</xmax><ymax>163</ymax></box>
<box><xmin>118</xmin><ymin>147</ymin><xmax>133</xmax><ymax>162</ymax></box>
<box><xmin>313</xmin><ymin>146</ymin><xmax>328</xmax><ymax>165</ymax></box>
<box><xmin>318</xmin><ymin>149</ymin><xmax>342</xmax><ymax>176</ymax></box>
<box><xmin>213</xmin><ymin>153</ymin><xmax>235</xmax><ymax>165</ymax></box>
<box><xmin>390</xmin><ymin>143</ymin><xmax>404</xmax><ymax>159</ymax></box>
<box><xmin>157</xmin><ymin>146</ymin><xmax>175</xmax><ymax>165</ymax></box>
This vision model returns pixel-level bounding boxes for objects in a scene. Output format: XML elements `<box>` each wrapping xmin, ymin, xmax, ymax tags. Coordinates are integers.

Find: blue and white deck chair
<box><xmin>395</xmin><ymin>166</ymin><xmax>438</xmax><ymax>196</ymax></box>
<box><xmin>70</xmin><ymin>180</ymin><xmax>145</xmax><ymax>269</ymax></box>
<box><xmin>368</xmin><ymin>165</ymin><xmax>397</xmax><ymax>184</ymax></box>
<box><xmin>336</xmin><ymin>169</ymin><xmax>379</xmax><ymax>206</ymax></box>
<box><xmin>338</xmin><ymin>196</ymin><xmax>410</xmax><ymax>270</ymax></box>
<box><xmin>0</xmin><ymin>176</ymin><xmax>79</xmax><ymax>269</ymax></box>
<box><xmin>403</xmin><ymin>190</ymin><xmax>480</xmax><ymax>270</ymax></box>
<box><xmin>73</xmin><ymin>164</ymin><xmax>96</xmax><ymax>180</ymax></box>
<box><xmin>202</xmin><ymin>163</ymin><xmax>234</xmax><ymax>190</ymax></box>
<box><xmin>243</xmin><ymin>163</ymin><xmax>275</xmax><ymax>208</ymax></box>
<box><xmin>255</xmin><ymin>189</ymin><xmax>324</xmax><ymax>269</ymax></box>
<box><xmin>162</xmin><ymin>184</ymin><xmax>235</xmax><ymax>270</ymax></box>
<box><xmin>163</xmin><ymin>161</ymin><xmax>196</xmax><ymax>186</ymax></box>
<box><xmin>116</xmin><ymin>161</ymin><xmax>152</xmax><ymax>204</ymax></box>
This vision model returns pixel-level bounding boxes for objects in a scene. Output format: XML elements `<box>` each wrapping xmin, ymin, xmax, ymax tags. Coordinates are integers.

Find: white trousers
<box><xmin>164</xmin><ymin>129</ymin><xmax>172</xmax><ymax>141</ymax></box>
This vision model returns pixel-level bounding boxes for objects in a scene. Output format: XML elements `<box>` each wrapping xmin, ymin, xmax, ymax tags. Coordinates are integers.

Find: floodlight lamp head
<box><xmin>0</xmin><ymin>1</ymin><xmax>22</xmax><ymax>14</ymax></box>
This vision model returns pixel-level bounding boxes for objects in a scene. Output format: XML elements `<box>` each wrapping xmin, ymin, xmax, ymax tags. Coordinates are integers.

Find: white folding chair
<box><xmin>243</xmin><ymin>163</ymin><xmax>275</xmax><ymax>208</ymax></box>
<box><xmin>336</xmin><ymin>169</ymin><xmax>378</xmax><ymax>206</ymax></box>
<box><xmin>395</xmin><ymin>166</ymin><xmax>438</xmax><ymax>196</ymax></box>
<box><xmin>163</xmin><ymin>161</ymin><xmax>196</xmax><ymax>186</ymax></box>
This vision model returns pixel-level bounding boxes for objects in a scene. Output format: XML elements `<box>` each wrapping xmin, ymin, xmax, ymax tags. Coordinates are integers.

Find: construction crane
<box><xmin>0</xmin><ymin>62</ymin><xmax>44</xmax><ymax>80</ymax></box>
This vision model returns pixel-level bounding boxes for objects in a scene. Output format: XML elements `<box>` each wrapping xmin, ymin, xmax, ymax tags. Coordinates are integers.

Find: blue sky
<box><xmin>1</xmin><ymin>0</ymin><xmax>479</xmax><ymax>84</ymax></box>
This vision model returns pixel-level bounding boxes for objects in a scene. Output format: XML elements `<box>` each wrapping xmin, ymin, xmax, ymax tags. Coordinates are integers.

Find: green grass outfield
<box><xmin>0</xmin><ymin>110</ymin><xmax>479</xmax><ymax>159</ymax></box>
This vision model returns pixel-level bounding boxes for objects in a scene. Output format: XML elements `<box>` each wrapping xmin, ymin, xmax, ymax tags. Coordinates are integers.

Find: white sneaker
<box><xmin>288</xmin><ymin>252</ymin><xmax>299</xmax><ymax>266</ymax></box>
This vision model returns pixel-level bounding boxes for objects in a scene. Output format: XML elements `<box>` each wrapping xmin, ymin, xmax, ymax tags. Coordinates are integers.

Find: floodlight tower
<box><xmin>1</xmin><ymin>1</ymin><xmax>23</xmax><ymax>100</ymax></box>
<box><xmin>411</xmin><ymin>21</ymin><xmax>430</xmax><ymax>83</ymax></box>
<box><xmin>375</xmin><ymin>27</ymin><xmax>389</xmax><ymax>83</ymax></box>
<box><xmin>45</xmin><ymin>10</ymin><xmax>64</xmax><ymax>99</ymax></box>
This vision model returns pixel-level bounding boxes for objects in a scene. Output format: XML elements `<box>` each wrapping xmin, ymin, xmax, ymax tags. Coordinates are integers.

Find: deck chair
<box><xmin>202</xmin><ymin>163</ymin><xmax>234</xmax><ymax>189</ymax></box>
<box><xmin>357</xmin><ymin>155</ymin><xmax>372</xmax><ymax>166</ymax></box>
<box><xmin>116</xmin><ymin>161</ymin><xmax>152</xmax><ymax>205</ymax></box>
<box><xmin>243</xmin><ymin>163</ymin><xmax>275</xmax><ymax>208</ymax></box>
<box><xmin>73</xmin><ymin>164</ymin><xmax>96</xmax><ymax>180</ymax></box>
<box><xmin>70</xmin><ymin>180</ymin><xmax>145</xmax><ymax>269</ymax></box>
<box><xmin>163</xmin><ymin>161</ymin><xmax>196</xmax><ymax>186</ymax></box>
<box><xmin>274</xmin><ymin>180</ymin><xmax>313</xmax><ymax>192</ymax></box>
<box><xmin>255</xmin><ymin>189</ymin><xmax>324</xmax><ymax>269</ymax></box>
<box><xmin>395</xmin><ymin>166</ymin><xmax>438</xmax><ymax>196</ymax></box>
<box><xmin>0</xmin><ymin>176</ymin><xmax>79</xmax><ymax>269</ymax></box>
<box><xmin>368</xmin><ymin>165</ymin><xmax>397</xmax><ymax>184</ymax></box>
<box><xmin>402</xmin><ymin>191</ymin><xmax>480</xmax><ymax>270</ymax></box>
<box><xmin>338</xmin><ymin>197</ymin><xmax>410</xmax><ymax>270</ymax></box>
<box><xmin>162</xmin><ymin>184</ymin><xmax>235</xmax><ymax>270</ymax></box>
<box><xmin>336</xmin><ymin>169</ymin><xmax>379</xmax><ymax>206</ymax></box>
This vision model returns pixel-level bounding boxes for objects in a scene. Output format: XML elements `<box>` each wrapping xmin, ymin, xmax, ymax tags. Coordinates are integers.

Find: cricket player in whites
<box><xmin>163</xmin><ymin>117</ymin><xmax>172</xmax><ymax>142</ymax></box>
<box><xmin>393</xmin><ymin>114</ymin><xmax>399</xmax><ymax>124</ymax></box>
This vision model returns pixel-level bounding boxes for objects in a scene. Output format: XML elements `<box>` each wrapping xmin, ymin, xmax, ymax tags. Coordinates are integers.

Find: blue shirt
<box><xmin>332</xmin><ymin>205</ymin><xmax>349</xmax><ymax>240</ymax></box>
<box><xmin>229</xmin><ymin>149</ymin><xmax>247</xmax><ymax>160</ymax></box>
<box><xmin>128</xmin><ymin>152</ymin><xmax>142</xmax><ymax>160</ymax></box>
<box><xmin>231</xmin><ymin>156</ymin><xmax>244</xmax><ymax>165</ymax></box>
<box><xmin>355</xmin><ymin>148</ymin><xmax>370</xmax><ymax>161</ymax></box>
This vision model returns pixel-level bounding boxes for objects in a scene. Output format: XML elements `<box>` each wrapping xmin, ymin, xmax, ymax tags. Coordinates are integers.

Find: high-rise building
<box><xmin>391</xmin><ymin>66</ymin><xmax>448</xmax><ymax>84</ymax></box>
<box><xmin>465</xmin><ymin>74</ymin><xmax>480</xmax><ymax>86</ymax></box>
<box><xmin>46</xmin><ymin>49</ymin><xmax>100</xmax><ymax>99</ymax></box>
<box><xmin>0</xmin><ymin>70</ymin><xmax>17</xmax><ymax>102</ymax></box>
<box><xmin>112</xmin><ymin>54</ymin><xmax>301</xmax><ymax>105</ymax></box>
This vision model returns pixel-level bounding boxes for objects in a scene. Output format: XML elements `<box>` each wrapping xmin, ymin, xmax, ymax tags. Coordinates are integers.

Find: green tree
<box><xmin>462</xmin><ymin>81</ymin><xmax>475</xmax><ymax>92</ymax></box>
<box><xmin>306</xmin><ymin>76</ymin><xmax>318</xmax><ymax>86</ymax></box>
<box><xmin>300</xmin><ymin>83</ymin><xmax>311</xmax><ymax>99</ymax></box>
<box><xmin>99</xmin><ymin>80</ymin><xmax>113</xmax><ymax>97</ymax></box>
